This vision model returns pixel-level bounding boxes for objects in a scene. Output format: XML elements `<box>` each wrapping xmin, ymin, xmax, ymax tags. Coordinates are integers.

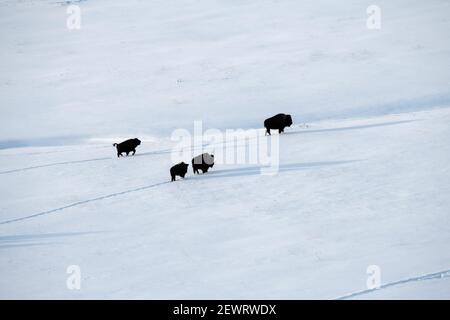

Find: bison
<box><xmin>113</xmin><ymin>138</ymin><xmax>141</xmax><ymax>157</ymax></box>
<box><xmin>170</xmin><ymin>162</ymin><xmax>189</xmax><ymax>182</ymax></box>
<box><xmin>192</xmin><ymin>153</ymin><xmax>214</xmax><ymax>174</ymax></box>
<box><xmin>264</xmin><ymin>113</ymin><xmax>293</xmax><ymax>135</ymax></box>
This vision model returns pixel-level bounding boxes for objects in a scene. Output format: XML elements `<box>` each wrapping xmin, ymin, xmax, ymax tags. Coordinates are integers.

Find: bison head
<box><xmin>286</xmin><ymin>115</ymin><xmax>293</xmax><ymax>127</ymax></box>
<box><xmin>204</xmin><ymin>153</ymin><xmax>214</xmax><ymax>166</ymax></box>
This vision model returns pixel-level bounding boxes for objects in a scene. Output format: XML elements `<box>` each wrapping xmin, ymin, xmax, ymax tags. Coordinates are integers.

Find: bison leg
<box><xmin>265</xmin><ymin>128</ymin><xmax>271</xmax><ymax>136</ymax></box>
<box><xmin>132</xmin><ymin>149</ymin><xmax>136</xmax><ymax>155</ymax></box>
<box><xmin>171</xmin><ymin>175</ymin><xmax>176</xmax><ymax>182</ymax></box>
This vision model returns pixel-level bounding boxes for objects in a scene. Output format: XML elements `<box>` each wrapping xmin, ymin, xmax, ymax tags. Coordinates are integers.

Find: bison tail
<box><xmin>113</xmin><ymin>143</ymin><xmax>117</xmax><ymax>147</ymax></box>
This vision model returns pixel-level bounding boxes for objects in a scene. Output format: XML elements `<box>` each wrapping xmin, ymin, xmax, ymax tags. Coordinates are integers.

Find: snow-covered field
<box><xmin>1</xmin><ymin>0</ymin><xmax>449</xmax><ymax>299</ymax></box>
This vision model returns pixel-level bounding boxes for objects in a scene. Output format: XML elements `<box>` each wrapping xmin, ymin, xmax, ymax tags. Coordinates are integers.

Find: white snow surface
<box><xmin>0</xmin><ymin>0</ymin><xmax>450</xmax><ymax>299</ymax></box>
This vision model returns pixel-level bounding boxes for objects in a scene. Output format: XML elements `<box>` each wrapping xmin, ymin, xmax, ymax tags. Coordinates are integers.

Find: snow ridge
<box><xmin>0</xmin><ymin>181</ymin><xmax>170</xmax><ymax>225</ymax></box>
<box><xmin>334</xmin><ymin>269</ymin><xmax>450</xmax><ymax>300</ymax></box>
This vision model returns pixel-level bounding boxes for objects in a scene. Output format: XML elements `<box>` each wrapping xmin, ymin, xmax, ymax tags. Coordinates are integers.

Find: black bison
<box><xmin>264</xmin><ymin>113</ymin><xmax>293</xmax><ymax>135</ymax></box>
<box><xmin>192</xmin><ymin>153</ymin><xmax>214</xmax><ymax>174</ymax></box>
<box><xmin>170</xmin><ymin>162</ymin><xmax>189</xmax><ymax>182</ymax></box>
<box><xmin>113</xmin><ymin>138</ymin><xmax>141</xmax><ymax>157</ymax></box>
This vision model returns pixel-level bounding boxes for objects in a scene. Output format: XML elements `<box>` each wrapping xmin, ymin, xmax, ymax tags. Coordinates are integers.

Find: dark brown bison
<box><xmin>264</xmin><ymin>113</ymin><xmax>293</xmax><ymax>135</ymax></box>
<box><xmin>192</xmin><ymin>153</ymin><xmax>214</xmax><ymax>174</ymax></box>
<box><xmin>113</xmin><ymin>138</ymin><xmax>141</xmax><ymax>157</ymax></box>
<box><xmin>170</xmin><ymin>162</ymin><xmax>189</xmax><ymax>182</ymax></box>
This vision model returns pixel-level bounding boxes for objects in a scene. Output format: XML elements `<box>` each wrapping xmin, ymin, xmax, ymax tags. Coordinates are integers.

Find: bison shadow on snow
<box><xmin>193</xmin><ymin>160</ymin><xmax>359</xmax><ymax>180</ymax></box>
<box><xmin>0</xmin><ymin>231</ymin><xmax>102</xmax><ymax>249</ymax></box>
<box><xmin>285</xmin><ymin>120</ymin><xmax>418</xmax><ymax>136</ymax></box>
